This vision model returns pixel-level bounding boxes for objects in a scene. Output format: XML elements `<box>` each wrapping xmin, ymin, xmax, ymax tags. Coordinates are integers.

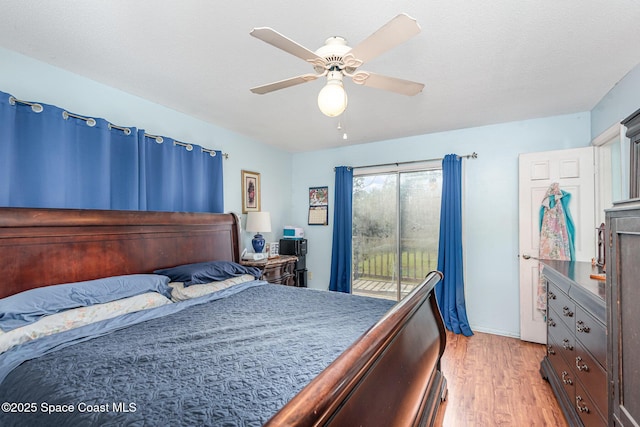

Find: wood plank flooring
<box><xmin>434</xmin><ymin>331</ymin><xmax>568</xmax><ymax>427</ymax></box>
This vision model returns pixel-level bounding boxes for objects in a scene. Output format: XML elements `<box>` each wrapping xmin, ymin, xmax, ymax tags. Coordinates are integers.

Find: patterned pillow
<box><xmin>169</xmin><ymin>274</ymin><xmax>256</xmax><ymax>302</ymax></box>
<box><xmin>0</xmin><ymin>292</ymin><xmax>171</xmax><ymax>354</ymax></box>
<box><xmin>0</xmin><ymin>274</ymin><xmax>172</xmax><ymax>332</ymax></box>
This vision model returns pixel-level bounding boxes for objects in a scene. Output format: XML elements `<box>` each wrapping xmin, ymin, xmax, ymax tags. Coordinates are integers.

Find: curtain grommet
<box><xmin>9</xmin><ymin>96</ymin><xmax>43</xmax><ymax>113</ymax></box>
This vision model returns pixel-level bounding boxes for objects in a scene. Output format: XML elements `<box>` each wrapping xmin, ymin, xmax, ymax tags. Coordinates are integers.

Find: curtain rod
<box><xmin>8</xmin><ymin>95</ymin><xmax>229</xmax><ymax>159</ymax></box>
<box><xmin>8</xmin><ymin>96</ymin><xmax>43</xmax><ymax>112</ymax></box>
<box><xmin>350</xmin><ymin>152</ymin><xmax>478</xmax><ymax>170</ymax></box>
<box><xmin>144</xmin><ymin>133</ymin><xmax>229</xmax><ymax>159</ymax></box>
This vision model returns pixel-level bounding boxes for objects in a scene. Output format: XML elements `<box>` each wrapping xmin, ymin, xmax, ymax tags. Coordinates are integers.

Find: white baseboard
<box><xmin>468</xmin><ymin>325</ymin><xmax>520</xmax><ymax>339</ymax></box>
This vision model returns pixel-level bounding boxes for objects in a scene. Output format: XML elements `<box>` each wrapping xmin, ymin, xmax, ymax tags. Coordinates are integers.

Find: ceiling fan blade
<box><xmin>346</xmin><ymin>13</ymin><xmax>421</xmax><ymax>65</ymax></box>
<box><xmin>351</xmin><ymin>71</ymin><xmax>424</xmax><ymax>96</ymax></box>
<box><xmin>250</xmin><ymin>27</ymin><xmax>325</xmax><ymax>64</ymax></box>
<box><xmin>250</xmin><ymin>74</ymin><xmax>320</xmax><ymax>95</ymax></box>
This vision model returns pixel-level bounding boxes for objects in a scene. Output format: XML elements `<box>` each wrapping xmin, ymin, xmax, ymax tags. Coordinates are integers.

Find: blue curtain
<box><xmin>329</xmin><ymin>166</ymin><xmax>353</xmax><ymax>293</ymax></box>
<box><xmin>138</xmin><ymin>133</ymin><xmax>223</xmax><ymax>212</ymax></box>
<box><xmin>0</xmin><ymin>95</ymin><xmax>139</xmax><ymax>209</ymax></box>
<box><xmin>0</xmin><ymin>91</ymin><xmax>223</xmax><ymax>213</ymax></box>
<box><xmin>435</xmin><ymin>154</ymin><xmax>473</xmax><ymax>336</ymax></box>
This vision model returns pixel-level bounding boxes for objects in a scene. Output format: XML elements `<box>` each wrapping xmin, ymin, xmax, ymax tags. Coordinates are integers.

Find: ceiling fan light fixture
<box><xmin>317</xmin><ymin>71</ymin><xmax>348</xmax><ymax>117</ymax></box>
<box><xmin>250</xmin><ymin>14</ymin><xmax>423</xmax><ymax>116</ymax></box>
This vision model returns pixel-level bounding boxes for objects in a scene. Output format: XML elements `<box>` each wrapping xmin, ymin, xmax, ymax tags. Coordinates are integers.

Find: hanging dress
<box><xmin>537</xmin><ymin>182</ymin><xmax>575</xmax><ymax>311</ymax></box>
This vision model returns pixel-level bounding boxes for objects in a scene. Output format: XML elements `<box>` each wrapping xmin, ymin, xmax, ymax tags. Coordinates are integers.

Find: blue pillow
<box><xmin>154</xmin><ymin>261</ymin><xmax>262</xmax><ymax>287</ymax></box>
<box><xmin>0</xmin><ymin>274</ymin><xmax>172</xmax><ymax>332</ymax></box>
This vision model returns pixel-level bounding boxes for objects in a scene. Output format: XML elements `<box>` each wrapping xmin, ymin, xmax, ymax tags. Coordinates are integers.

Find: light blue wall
<box><xmin>291</xmin><ymin>113</ymin><xmax>591</xmax><ymax>337</ymax></box>
<box><xmin>2</xmin><ymin>45</ymin><xmax>613</xmax><ymax>338</ymax></box>
<box><xmin>0</xmin><ymin>47</ymin><xmax>292</xmax><ymax>251</ymax></box>
<box><xmin>590</xmin><ymin>61</ymin><xmax>640</xmax><ymax>202</ymax></box>
<box><xmin>591</xmin><ymin>62</ymin><xmax>640</xmax><ymax>139</ymax></box>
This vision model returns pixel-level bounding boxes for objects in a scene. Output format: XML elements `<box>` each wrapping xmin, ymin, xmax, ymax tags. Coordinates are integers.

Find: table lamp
<box><xmin>245</xmin><ymin>211</ymin><xmax>271</xmax><ymax>253</ymax></box>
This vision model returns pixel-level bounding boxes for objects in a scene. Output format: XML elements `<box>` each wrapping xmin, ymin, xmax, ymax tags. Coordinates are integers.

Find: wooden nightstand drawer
<box><xmin>261</xmin><ymin>264</ymin><xmax>283</xmax><ymax>283</ymax></box>
<box><xmin>242</xmin><ymin>255</ymin><xmax>298</xmax><ymax>286</ymax></box>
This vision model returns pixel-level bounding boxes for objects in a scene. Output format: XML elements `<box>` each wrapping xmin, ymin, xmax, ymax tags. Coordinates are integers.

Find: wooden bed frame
<box><xmin>0</xmin><ymin>207</ymin><xmax>448</xmax><ymax>426</ymax></box>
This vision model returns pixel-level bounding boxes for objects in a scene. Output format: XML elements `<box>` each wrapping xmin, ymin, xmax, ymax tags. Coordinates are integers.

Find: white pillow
<box><xmin>0</xmin><ymin>292</ymin><xmax>171</xmax><ymax>354</ymax></box>
<box><xmin>169</xmin><ymin>274</ymin><xmax>255</xmax><ymax>302</ymax></box>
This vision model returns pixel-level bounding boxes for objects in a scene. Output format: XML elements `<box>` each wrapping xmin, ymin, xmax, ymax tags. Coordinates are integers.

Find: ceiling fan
<box><xmin>250</xmin><ymin>13</ymin><xmax>424</xmax><ymax>117</ymax></box>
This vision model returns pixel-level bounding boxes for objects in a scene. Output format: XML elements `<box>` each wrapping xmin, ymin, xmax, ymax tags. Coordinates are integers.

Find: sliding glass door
<box><xmin>352</xmin><ymin>173</ymin><xmax>398</xmax><ymax>300</ymax></box>
<box><xmin>352</xmin><ymin>167</ymin><xmax>442</xmax><ymax>301</ymax></box>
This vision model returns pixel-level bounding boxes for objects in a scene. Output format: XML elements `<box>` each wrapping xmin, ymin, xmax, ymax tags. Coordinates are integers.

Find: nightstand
<box><xmin>241</xmin><ymin>255</ymin><xmax>298</xmax><ymax>286</ymax></box>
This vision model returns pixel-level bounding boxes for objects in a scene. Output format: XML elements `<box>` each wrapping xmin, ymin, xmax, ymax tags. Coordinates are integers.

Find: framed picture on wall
<box><xmin>241</xmin><ymin>170</ymin><xmax>261</xmax><ymax>213</ymax></box>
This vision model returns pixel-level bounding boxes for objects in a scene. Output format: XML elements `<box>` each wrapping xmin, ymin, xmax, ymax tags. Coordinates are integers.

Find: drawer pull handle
<box><xmin>562</xmin><ymin>306</ymin><xmax>574</xmax><ymax>317</ymax></box>
<box><xmin>576</xmin><ymin>395</ymin><xmax>590</xmax><ymax>413</ymax></box>
<box><xmin>548</xmin><ymin>291</ymin><xmax>557</xmax><ymax>300</ymax></box>
<box><xmin>576</xmin><ymin>356</ymin><xmax>589</xmax><ymax>372</ymax></box>
<box><xmin>548</xmin><ymin>318</ymin><xmax>556</xmax><ymax>327</ymax></box>
<box><xmin>547</xmin><ymin>344</ymin><xmax>555</xmax><ymax>355</ymax></box>
<box><xmin>576</xmin><ymin>320</ymin><xmax>590</xmax><ymax>333</ymax></box>
<box><xmin>562</xmin><ymin>339</ymin><xmax>573</xmax><ymax>351</ymax></box>
<box><xmin>561</xmin><ymin>371</ymin><xmax>573</xmax><ymax>385</ymax></box>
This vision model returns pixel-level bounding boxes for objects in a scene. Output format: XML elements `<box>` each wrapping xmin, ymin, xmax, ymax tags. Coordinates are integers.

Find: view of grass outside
<box><xmin>352</xmin><ymin>169</ymin><xmax>442</xmax><ymax>300</ymax></box>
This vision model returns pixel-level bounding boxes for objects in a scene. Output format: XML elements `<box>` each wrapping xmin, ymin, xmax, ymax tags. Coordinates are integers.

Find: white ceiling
<box><xmin>1</xmin><ymin>1</ymin><xmax>640</xmax><ymax>152</ymax></box>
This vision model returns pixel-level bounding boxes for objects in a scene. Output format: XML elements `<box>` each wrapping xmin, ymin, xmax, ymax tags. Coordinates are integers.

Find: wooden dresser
<box><xmin>606</xmin><ymin>199</ymin><xmax>640</xmax><ymax>426</ymax></box>
<box><xmin>241</xmin><ymin>255</ymin><xmax>298</xmax><ymax>286</ymax></box>
<box><xmin>540</xmin><ymin>260</ymin><xmax>607</xmax><ymax>427</ymax></box>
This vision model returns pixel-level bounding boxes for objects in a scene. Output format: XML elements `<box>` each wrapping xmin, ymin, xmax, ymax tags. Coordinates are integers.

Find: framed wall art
<box><xmin>241</xmin><ymin>170</ymin><xmax>261</xmax><ymax>213</ymax></box>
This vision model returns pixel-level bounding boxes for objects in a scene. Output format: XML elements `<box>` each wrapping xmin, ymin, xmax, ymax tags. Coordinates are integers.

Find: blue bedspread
<box><xmin>0</xmin><ymin>284</ymin><xmax>395</xmax><ymax>426</ymax></box>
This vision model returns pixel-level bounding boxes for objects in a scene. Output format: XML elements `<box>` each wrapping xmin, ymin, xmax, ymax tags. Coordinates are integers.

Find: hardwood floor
<box><xmin>434</xmin><ymin>331</ymin><xmax>568</xmax><ymax>427</ymax></box>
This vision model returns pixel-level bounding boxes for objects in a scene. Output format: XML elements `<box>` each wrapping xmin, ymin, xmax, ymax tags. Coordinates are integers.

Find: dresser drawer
<box><xmin>575</xmin><ymin>340</ymin><xmax>607</xmax><ymax>417</ymax></box>
<box><xmin>548</xmin><ymin>284</ymin><xmax>576</xmax><ymax>332</ymax></box>
<box><xmin>575</xmin><ymin>381</ymin><xmax>606</xmax><ymax>427</ymax></box>
<box><xmin>548</xmin><ymin>308</ymin><xmax>575</xmax><ymax>367</ymax></box>
<box><xmin>575</xmin><ymin>306</ymin><xmax>606</xmax><ymax>367</ymax></box>
<box><xmin>547</xmin><ymin>338</ymin><xmax>575</xmax><ymax>399</ymax></box>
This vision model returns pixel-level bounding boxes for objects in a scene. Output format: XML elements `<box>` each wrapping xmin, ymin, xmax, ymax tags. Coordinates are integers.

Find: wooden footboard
<box><xmin>265</xmin><ymin>271</ymin><xmax>448</xmax><ymax>427</ymax></box>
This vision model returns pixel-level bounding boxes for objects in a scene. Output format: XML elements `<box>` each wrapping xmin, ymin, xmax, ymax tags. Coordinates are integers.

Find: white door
<box><xmin>518</xmin><ymin>147</ymin><xmax>595</xmax><ymax>343</ymax></box>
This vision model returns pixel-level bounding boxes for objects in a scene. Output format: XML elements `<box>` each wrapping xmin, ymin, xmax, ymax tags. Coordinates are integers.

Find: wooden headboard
<box><xmin>0</xmin><ymin>207</ymin><xmax>242</xmax><ymax>299</ymax></box>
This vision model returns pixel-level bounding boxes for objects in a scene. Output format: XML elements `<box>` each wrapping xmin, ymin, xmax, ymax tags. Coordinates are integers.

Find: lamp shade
<box><xmin>246</xmin><ymin>211</ymin><xmax>271</xmax><ymax>233</ymax></box>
